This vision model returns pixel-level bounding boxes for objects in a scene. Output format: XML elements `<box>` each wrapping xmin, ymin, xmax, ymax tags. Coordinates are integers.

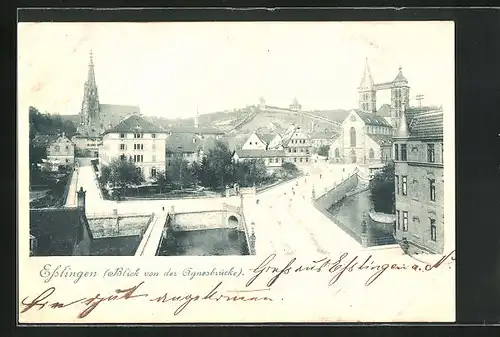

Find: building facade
<box><xmin>46</xmin><ymin>134</ymin><xmax>76</xmax><ymax>168</ymax></box>
<box><xmin>232</xmin><ymin>149</ymin><xmax>286</xmax><ymax>172</ymax></box>
<box><xmin>393</xmin><ymin>108</ymin><xmax>444</xmax><ymax>254</ymax></box>
<box><xmin>281</xmin><ymin>125</ymin><xmax>312</xmax><ymax>165</ymax></box>
<box><xmin>99</xmin><ymin>115</ymin><xmax>169</xmax><ymax>181</ymax></box>
<box><xmin>329</xmin><ymin>109</ymin><xmax>393</xmax><ymax>164</ymax></box>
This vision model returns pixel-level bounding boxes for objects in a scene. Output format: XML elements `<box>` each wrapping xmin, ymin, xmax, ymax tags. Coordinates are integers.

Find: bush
<box><xmin>369</xmin><ymin>162</ymin><xmax>395</xmax><ymax>214</ymax></box>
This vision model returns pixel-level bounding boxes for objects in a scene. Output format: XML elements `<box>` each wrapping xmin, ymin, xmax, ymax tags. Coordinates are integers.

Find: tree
<box><xmin>107</xmin><ymin>157</ymin><xmax>144</xmax><ymax>189</ymax></box>
<box><xmin>99</xmin><ymin>165</ymin><xmax>112</xmax><ymax>186</ymax></box>
<box><xmin>202</xmin><ymin>141</ymin><xmax>234</xmax><ymax>189</ymax></box>
<box><xmin>169</xmin><ymin>155</ymin><xmax>197</xmax><ymax>189</ymax></box>
<box><xmin>153</xmin><ymin>170</ymin><xmax>169</xmax><ymax>193</ymax></box>
<box><xmin>318</xmin><ymin>145</ymin><xmax>330</xmax><ymax>158</ymax></box>
<box><xmin>281</xmin><ymin>162</ymin><xmax>299</xmax><ymax>177</ymax></box>
<box><xmin>369</xmin><ymin>162</ymin><xmax>395</xmax><ymax>214</ymax></box>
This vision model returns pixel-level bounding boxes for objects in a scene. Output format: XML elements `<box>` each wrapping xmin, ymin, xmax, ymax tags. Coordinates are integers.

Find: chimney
<box><xmin>77</xmin><ymin>187</ymin><xmax>86</xmax><ymax>210</ymax></box>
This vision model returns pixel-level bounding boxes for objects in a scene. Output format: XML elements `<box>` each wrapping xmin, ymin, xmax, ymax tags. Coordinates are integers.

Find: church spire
<box><xmin>359</xmin><ymin>57</ymin><xmax>374</xmax><ymax>90</ymax></box>
<box><xmin>80</xmin><ymin>49</ymin><xmax>100</xmax><ymax>129</ymax></box>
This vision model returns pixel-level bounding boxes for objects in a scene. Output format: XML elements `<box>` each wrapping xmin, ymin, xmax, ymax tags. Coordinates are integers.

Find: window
<box><xmin>369</xmin><ymin>148</ymin><xmax>374</xmax><ymax>159</ymax></box>
<box><xmin>152</xmin><ymin>143</ymin><xmax>156</xmax><ymax>150</ymax></box>
<box><xmin>29</xmin><ymin>235</ymin><xmax>37</xmax><ymax>255</ymax></box>
<box><xmin>294</xmin><ymin>158</ymin><xmax>297</xmax><ymax>162</ymax></box>
<box><xmin>134</xmin><ymin>144</ymin><xmax>144</xmax><ymax>150</ymax></box>
<box><xmin>288</xmin><ymin>148</ymin><xmax>291</xmax><ymax>153</ymax></box>
<box><xmin>249</xmin><ymin>142</ymin><xmax>252</xmax><ymax>145</ymax></box>
<box><xmin>441</xmin><ymin>142</ymin><xmax>444</xmax><ymax>163</ymax></box>
<box><xmin>427</xmin><ymin>144</ymin><xmax>435</xmax><ymax>163</ymax></box>
<box><xmin>133</xmin><ymin>155</ymin><xmax>144</xmax><ymax>162</ymax></box>
<box><xmin>335</xmin><ymin>148</ymin><xmax>340</xmax><ymax>158</ymax></box>
<box><xmin>152</xmin><ymin>155</ymin><xmax>156</xmax><ymax>162</ymax></box>
<box><xmin>350</xmin><ymin>127</ymin><xmax>356</xmax><ymax>147</ymax></box>
<box><xmin>305</xmin><ymin>157</ymin><xmax>309</xmax><ymax>162</ymax></box>
<box><xmin>300</xmin><ymin>148</ymin><xmax>304</xmax><ymax>152</ymax></box>
<box><xmin>120</xmin><ymin>133</ymin><xmax>125</xmax><ymax>138</ymax></box>
<box><xmin>151</xmin><ymin>167</ymin><xmax>157</xmax><ymax>178</ymax></box>
<box><xmin>65</xmin><ymin>159</ymin><xmax>69</xmax><ymax>163</ymax></box>
<box><xmin>299</xmin><ymin>158</ymin><xmax>303</xmax><ymax>162</ymax></box>
<box><xmin>395</xmin><ymin>175</ymin><xmax>400</xmax><ymax>195</ymax></box>
<box><xmin>397</xmin><ymin>210</ymin><xmax>401</xmax><ymax>230</ymax></box>
<box><xmin>152</xmin><ymin>134</ymin><xmax>156</xmax><ymax>139</ymax></box>
<box><xmin>402</xmin><ymin>176</ymin><xmax>408</xmax><ymax>196</ymax></box>
<box><xmin>394</xmin><ymin>144</ymin><xmax>399</xmax><ymax>160</ymax></box>
<box><xmin>402</xmin><ymin>211</ymin><xmax>408</xmax><ymax>231</ymax></box>
<box><xmin>293</xmin><ymin>148</ymin><xmax>297</xmax><ymax>153</ymax></box>
<box><xmin>54</xmin><ymin>145</ymin><xmax>60</xmax><ymax>152</ymax></box>
<box><xmin>401</xmin><ymin>144</ymin><xmax>407</xmax><ymax>161</ymax></box>
<box><xmin>120</xmin><ymin>144</ymin><xmax>125</xmax><ymax>150</ymax></box>
<box><xmin>430</xmin><ymin>218</ymin><xmax>437</xmax><ymax>241</ymax></box>
<box><xmin>65</xmin><ymin>145</ymin><xmax>69</xmax><ymax>150</ymax></box>
<box><xmin>429</xmin><ymin>179</ymin><xmax>436</xmax><ymax>201</ymax></box>
<box><xmin>134</xmin><ymin>133</ymin><xmax>144</xmax><ymax>139</ymax></box>
<box><xmin>269</xmin><ymin>158</ymin><xmax>273</xmax><ymax>163</ymax></box>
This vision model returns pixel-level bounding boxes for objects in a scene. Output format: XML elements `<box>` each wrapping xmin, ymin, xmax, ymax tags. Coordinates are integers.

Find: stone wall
<box><xmin>170</xmin><ymin>210</ymin><xmax>242</xmax><ymax>232</ymax></box>
<box><xmin>313</xmin><ymin>172</ymin><xmax>359</xmax><ymax>211</ymax></box>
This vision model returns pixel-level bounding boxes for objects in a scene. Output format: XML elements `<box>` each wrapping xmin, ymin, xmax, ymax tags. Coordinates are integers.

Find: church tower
<box><xmin>390</xmin><ymin>66</ymin><xmax>410</xmax><ymax>129</ymax></box>
<box><xmin>357</xmin><ymin>58</ymin><xmax>377</xmax><ymax>114</ymax></box>
<box><xmin>80</xmin><ymin>50</ymin><xmax>101</xmax><ymax>130</ymax></box>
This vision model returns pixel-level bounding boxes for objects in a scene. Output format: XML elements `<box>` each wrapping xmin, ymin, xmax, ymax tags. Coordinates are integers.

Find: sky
<box><xmin>18</xmin><ymin>21</ymin><xmax>454</xmax><ymax>119</ymax></box>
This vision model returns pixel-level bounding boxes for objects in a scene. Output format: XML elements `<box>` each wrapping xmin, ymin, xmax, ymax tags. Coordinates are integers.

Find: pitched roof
<box><xmin>30</xmin><ymin>207</ymin><xmax>92</xmax><ymax>256</ymax></box>
<box><xmin>166</xmin><ymin>133</ymin><xmax>200</xmax><ymax>153</ymax></box>
<box><xmin>408</xmin><ymin>110</ymin><xmax>443</xmax><ymax>139</ymax></box>
<box><xmin>256</xmin><ymin>132</ymin><xmax>275</xmax><ymax>144</ymax></box>
<box><xmin>377</xmin><ymin>104</ymin><xmax>392</xmax><ymax>117</ymax></box>
<box><xmin>309</xmin><ymin>131</ymin><xmax>338</xmax><ymax>139</ymax></box>
<box><xmin>104</xmin><ymin>114</ymin><xmax>167</xmax><ymax>134</ymax></box>
<box><xmin>32</xmin><ymin>134</ymin><xmax>59</xmax><ymax>147</ymax></box>
<box><xmin>405</xmin><ymin>106</ymin><xmax>441</xmax><ymax>123</ymax></box>
<box><xmin>234</xmin><ymin>149</ymin><xmax>286</xmax><ymax>158</ymax></box>
<box><xmin>220</xmin><ymin>133</ymin><xmax>253</xmax><ymax>151</ymax></box>
<box><xmin>359</xmin><ymin>58</ymin><xmax>375</xmax><ymax>90</ymax></box>
<box><xmin>354</xmin><ymin>110</ymin><xmax>392</xmax><ymax>127</ymax></box>
<box><xmin>367</xmin><ymin>134</ymin><xmax>394</xmax><ymax>146</ymax></box>
<box><xmin>100</xmin><ymin>104</ymin><xmax>141</xmax><ymax>129</ymax></box>
<box><xmin>393</xmin><ymin>67</ymin><xmax>408</xmax><ymax>83</ymax></box>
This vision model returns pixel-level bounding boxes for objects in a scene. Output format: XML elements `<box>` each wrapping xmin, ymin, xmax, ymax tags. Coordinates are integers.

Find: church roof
<box><xmin>377</xmin><ymin>104</ymin><xmax>392</xmax><ymax>117</ymax></box>
<box><xmin>354</xmin><ymin>110</ymin><xmax>391</xmax><ymax>127</ymax></box>
<box><xmin>30</xmin><ymin>207</ymin><xmax>92</xmax><ymax>256</ymax></box>
<box><xmin>104</xmin><ymin>114</ymin><xmax>167</xmax><ymax>134</ymax></box>
<box><xmin>367</xmin><ymin>134</ymin><xmax>394</xmax><ymax>146</ymax></box>
<box><xmin>408</xmin><ymin>110</ymin><xmax>443</xmax><ymax>139</ymax></box>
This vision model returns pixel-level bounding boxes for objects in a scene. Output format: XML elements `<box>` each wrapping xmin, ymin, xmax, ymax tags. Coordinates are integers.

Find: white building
<box><xmin>99</xmin><ymin>115</ymin><xmax>169</xmax><ymax>181</ymax></box>
<box><xmin>241</xmin><ymin>132</ymin><xmax>282</xmax><ymax>151</ymax></box>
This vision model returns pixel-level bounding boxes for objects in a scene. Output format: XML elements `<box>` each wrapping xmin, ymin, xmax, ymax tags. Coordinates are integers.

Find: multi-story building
<box><xmin>393</xmin><ymin>106</ymin><xmax>444</xmax><ymax>254</ymax></box>
<box><xmin>281</xmin><ymin>125</ymin><xmax>312</xmax><ymax>165</ymax></box>
<box><xmin>232</xmin><ymin>149</ymin><xmax>286</xmax><ymax>172</ymax></box>
<box><xmin>241</xmin><ymin>132</ymin><xmax>283</xmax><ymax>151</ymax></box>
<box><xmin>46</xmin><ymin>134</ymin><xmax>76</xmax><ymax>168</ymax></box>
<box><xmin>99</xmin><ymin>114</ymin><xmax>169</xmax><ymax>181</ymax></box>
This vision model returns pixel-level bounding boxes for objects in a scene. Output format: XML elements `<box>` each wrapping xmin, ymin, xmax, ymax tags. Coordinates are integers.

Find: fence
<box><xmin>86</xmin><ymin>211</ymin><xmax>153</xmax><ymax>219</ymax></box>
<box><xmin>63</xmin><ymin>167</ymin><xmax>79</xmax><ymax>207</ymax></box>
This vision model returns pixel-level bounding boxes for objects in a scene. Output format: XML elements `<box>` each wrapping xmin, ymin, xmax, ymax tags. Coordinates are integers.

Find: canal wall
<box><xmin>168</xmin><ymin>204</ymin><xmax>244</xmax><ymax>232</ymax></box>
<box><xmin>313</xmin><ymin>171</ymin><xmax>359</xmax><ymax>211</ymax></box>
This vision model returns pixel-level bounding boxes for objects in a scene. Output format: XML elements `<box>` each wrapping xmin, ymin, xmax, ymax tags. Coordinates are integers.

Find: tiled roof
<box><xmin>220</xmin><ymin>134</ymin><xmax>251</xmax><ymax>151</ymax></box>
<box><xmin>168</xmin><ymin>126</ymin><xmax>224</xmax><ymax>134</ymax></box>
<box><xmin>377</xmin><ymin>104</ymin><xmax>392</xmax><ymax>117</ymax></box>
<box><xmin>354</xmin><ymin>110</ymin><xmax>391</xmax><ymax>127</ymax></box>
<box><xmin>166</xmin><ymin>134</ymin><xmax>200</xmax><ymax>153</ymax></box>
<box><xmin>256</xmin><ymin>132</ymin><xmax>275</xmax><ymax>144</ymax></box>
<box><xmin>32</xmin><ymin>134</ymin><xmax>59</xmax><ymax>147</ymax></box>
<box><xmin>405</xmin><ymin>106</ymin><xmax>441</xmax><ymax>123</ymax></box>
<box><xmin>367</xmin><ymin>134</ymin><xmax>394</xmax><ymax>146</ymax></box>
<box><xmin>408</xmin><ymin>110</ymin><xmax>443</xmax><ymax>139</ymax></box>
<box><xmin>234</xmin><ymin>149</ymin><xmax>286</xmax><ymax>158</ymax></box>
<box><xmin>104</xmin><ymin>115</ymin><xmax>167</xmax><ymax>134</ymax></box>
<box><xmin>30</xmin><ymin>207</ymin><xmax>92</xmax><ymax>256</ymax></box>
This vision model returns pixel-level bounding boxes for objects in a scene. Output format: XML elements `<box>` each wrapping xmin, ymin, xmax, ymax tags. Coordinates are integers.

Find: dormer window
<box><xmin>120</xmin><ymin>133</ymin><xmax>125</xmax><ymax>138</ymax></box>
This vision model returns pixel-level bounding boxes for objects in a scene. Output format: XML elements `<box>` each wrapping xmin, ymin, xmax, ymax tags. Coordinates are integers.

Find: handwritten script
<box><xmin>20</xmin><ymin>251</ymin><xmax>455</xmax><ymax>319</ymax></box>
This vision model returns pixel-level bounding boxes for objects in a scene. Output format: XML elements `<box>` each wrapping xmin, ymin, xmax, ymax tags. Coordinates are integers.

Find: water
<box><xmin>327</xmin><ymin>189</ymin><xmax>395</xmax><ymax>246</ymax></box>
<box><xmin>158</xmin><ymin>228</ymin><xmax>250</xmax><ymax>256</ymax></box>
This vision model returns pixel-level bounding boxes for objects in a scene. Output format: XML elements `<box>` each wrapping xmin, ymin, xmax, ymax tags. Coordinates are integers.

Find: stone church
<box><xmin>72</xmin><ymin>51</ymin><xmax>141</xmax><ymax>156</ymax></box>
<box><xmin>329</xmin><ymin>59</ymin><xmax>412</xmax><ymax>164</ymax></box>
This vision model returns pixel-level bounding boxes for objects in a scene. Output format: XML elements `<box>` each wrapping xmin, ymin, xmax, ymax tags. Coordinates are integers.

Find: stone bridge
<box><xmin>168</xmin><ymin>203</ymin><xmax>245</xmax><ymax>232</ymax></box>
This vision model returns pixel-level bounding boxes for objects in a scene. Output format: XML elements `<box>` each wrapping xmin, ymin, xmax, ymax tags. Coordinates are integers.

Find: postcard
<box><xmin>18</xmin><ymin>19</ymin><xmax>455</xmax><ymax>323</ymax></box>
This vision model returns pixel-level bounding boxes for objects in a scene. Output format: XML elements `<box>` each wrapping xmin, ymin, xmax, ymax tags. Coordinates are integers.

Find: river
<box><xmin>157</xmin><ymin>228</ymin><xmax>250</xmax><ymax>256</ymax></box>
<box><xmin>327</xmin><ymin>189</ymin><xmax>395</xmax><ymax>247</ymax></box>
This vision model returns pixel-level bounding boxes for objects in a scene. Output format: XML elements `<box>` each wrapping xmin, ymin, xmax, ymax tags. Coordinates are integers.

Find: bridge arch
<box><xmin>227</xmin><ymin>215</ymin><xmax>239</xmax><ymax>229</ymax></box>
